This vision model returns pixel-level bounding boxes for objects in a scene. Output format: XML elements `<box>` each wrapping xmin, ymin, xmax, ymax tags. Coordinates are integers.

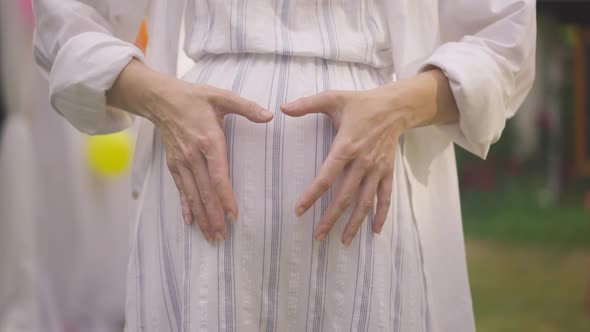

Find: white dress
<box><xmin>33</xmin><ymin>0</ymin><xmax>537</xmax><ymax>331</ymax></box>
<box><xmin>128</xmin><ymin>2</ymin><xmax>431</xmax><ymax>330</ymax></box>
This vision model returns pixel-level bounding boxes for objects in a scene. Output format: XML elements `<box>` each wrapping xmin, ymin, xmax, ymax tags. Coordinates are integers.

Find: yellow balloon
<box><xmin>86</xmin><ymin>131</ymin><xmax>133</xmax><ymax>178</ymax></box>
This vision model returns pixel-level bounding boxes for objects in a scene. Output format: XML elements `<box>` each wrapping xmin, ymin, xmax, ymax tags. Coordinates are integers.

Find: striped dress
<box><xmin>126</xmin><ymin>1</ymin><xmax>429</xmax><ymax>331</ymax></box>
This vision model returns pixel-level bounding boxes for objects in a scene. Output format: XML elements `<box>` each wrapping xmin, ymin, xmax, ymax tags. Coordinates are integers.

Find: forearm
<box><xmin>376</xmin><ymin>68</ymin><xmax>460</xmax><ymax>130</ymax></box>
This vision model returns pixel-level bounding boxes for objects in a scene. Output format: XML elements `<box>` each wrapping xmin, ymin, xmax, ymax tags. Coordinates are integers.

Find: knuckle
<box><xmin>320</xmin><ymin>219</ymin><xmax>335</xmax><ymax>231</ymax></box>
<box><xmin>338</xmin><ymin>195</ymin><xmax>352</xmax><ymax>210</ymax></box>
<box><xmin>166</xmin><ymin>160</ymin><xmax>179</xmax><ymax>173</ymax></box>
<box><xmin>210</xmin><ymin>173</ymin><xmax>225</xmax><ymax>188</ymax></box>
<box><xmin>242</xmin><ymin>100</ymin><xmax>258</xmax><ymax>113</ymax></box>
<box><xmin>195</xmin><ymin>134</ymin><xmax>212</xmax><ymax>150</ymax></box>
<box><xmin>166</xmin><ymin>154</ymin><xmax>182</xmax><ymax>169</ymax></box>
<box><xmin>348</xmin><ymin>220</ymin><xmax>362</xmax><ymax>234</ymax></box>
<box><xmin>359</xmin><ymin>155</ymin><xmax>374</xmax><ymax>169</ymax></box>
<box><xmin>185</xmin><ymin>147</ymin><xmax>200</xmax><ymax>163</ymax></box>
<box><xmin>199</xmin><ymin>194</ymin><xmax>210</xmax><ymax>207</ymax></box>
<box><xmin>354</xmin><ymin>212</ymin><xmax>367</xmax><ymax>226</ymax></box>
<box><xmin>380</xmin><ymin>197</ymin><xmax>392</xmax><ymax>207</ymax></box>
<box><xmin>211</xmin><ymin>130</ymin><xmax>226</xmax><ymax>142</ymax></box>
<box><xmin>375</xmin><ymin>160</ymin><xmax>389</xmax><ymax>173</ymax></box>
<box><xmin>316</xmin><ymin>177</ymin><xmax>331</xmax><ymax>192</ymax></box>
<box><xmin>184</xmin><ymin>193</ymin><xmax>195</xmax><ymax>205</ymax></box>
<box><xmin>343</xmin><ymin>141</ymin><xmax>361</xmax><ymax>158</ymax></box>
<box><xmin>362</xmin><ymin>199</ymin><xmax>374</xmax><ymax>211</ymax></box>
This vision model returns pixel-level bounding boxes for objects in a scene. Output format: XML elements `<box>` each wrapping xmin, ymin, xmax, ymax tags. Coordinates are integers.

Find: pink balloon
<box><xmin>19</xmin><ymin>0</ymin><xmax>34</xmax><ymax>26</ymax></box>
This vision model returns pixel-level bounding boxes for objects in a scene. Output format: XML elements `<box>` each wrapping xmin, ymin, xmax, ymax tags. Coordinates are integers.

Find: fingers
<box><xmin>295</xmin><ymin>138</ymin><xmax>352</xmax><ymax>217</ymax></box>
<box><xmin>211</xmin><ymin>89</ymin><xmax>273</xmax><ymax>123</ymax></box>
<box><xmin>281</xmin><ymin>91</ymin><xmax>342</xmax><ymax>117</ymax></box>
<box><xmin>341</xmin><ymin>172</ymin><xmax>381</xmax><ymax>246</ymax></box>
<box><xmin>200</xmin><ymin>129</ymin><xmax>238</xmax><ymax>222</ymax></box>
<box><xmin>372</xmin><ymin>171</ymin><xmax>393</xmax><ymax>234</ymax></box>
<box><xmin>189</xmin><ymin>150</ymin><xmax>227</xmax><ymax>241</ymax></box>
<box><xmin>177</xmin><ymin>165</ymin><xmax>213</xmax><ymax>241</ymax></box>
<box><xmin>169</xmin><ymin>169</ymin><xmax>193</xmax><ymax>225</ymax></box>
<box><xmin>314</xmin><ymin>158</ymin><xmax>367</xmax><ymax>241</ymax></box>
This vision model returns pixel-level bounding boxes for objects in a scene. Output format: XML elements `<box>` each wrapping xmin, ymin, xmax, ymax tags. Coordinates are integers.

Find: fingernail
<box><xmin>315</xmin><ymin>233</ymin><xmax>326</xmax><ymax>242</ymax></box>
<box><xmin>295</xmin><ymin>206</ymin><xmax>305</xmax><ymax>217</ymax></box>
<box><xmin>228</xmin><ymin>212</ymin><xmax>237</xmax><ymax>223</ymax></box>
<box><xmin>375</xmin><ymin>224</ymin><xmax>384</xmax><ymax>234</ymax></box>
<box><xmin>214</xmin><ymin>232</ymin><xmax>224</xmax><ymax>241</ymax></box>
<box><xmin>343</xmin><ymin>235</ymin><xmax>353</xmax><ymax>247</ymax></box>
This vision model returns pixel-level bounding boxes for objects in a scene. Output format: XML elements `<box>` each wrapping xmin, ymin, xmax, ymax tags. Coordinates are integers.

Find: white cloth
<box><xmin>33</xmin><ymin>1</ymin><xmax>537</xmax><ymax>331</ymax></box>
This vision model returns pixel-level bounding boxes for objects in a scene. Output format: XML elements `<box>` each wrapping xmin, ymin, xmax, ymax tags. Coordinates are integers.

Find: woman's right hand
<box><xmin>107</xmin><ymin>59</ymin><xmax>273</xmax><ymax>241</ymax></box>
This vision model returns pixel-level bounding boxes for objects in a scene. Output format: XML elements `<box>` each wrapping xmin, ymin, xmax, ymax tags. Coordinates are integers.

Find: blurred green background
<box><xmin>462</xmin><ymin>177</ymin><xmax>590</xmax><ymax>332</ymax></box>
<box><xmin>459</xmin><ymin>103</ymin><xmax>590</xmax><ymax>331</ymax></box>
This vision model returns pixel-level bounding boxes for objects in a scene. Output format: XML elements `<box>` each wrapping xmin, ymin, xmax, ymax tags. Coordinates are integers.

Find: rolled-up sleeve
<box><xmin>420</xmin><ymin>0</ymin><xmax>536</xmax><ymax>159</ymax></box>
<box><xmin>33</xmin><ymin>0</ymin><xmax>147</xmax><ymax>134</ymax></box>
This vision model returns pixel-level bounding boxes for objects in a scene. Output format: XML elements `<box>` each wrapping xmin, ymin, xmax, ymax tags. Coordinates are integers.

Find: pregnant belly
<box><xmin>135</xmin><ymin>55</ymin><xmax>417</xmax><ymax>332</ymax></box>
<box><xmin>180</xmin><ymin>54</ymin><xmax>391</xmax><ymax>228</ymax></box>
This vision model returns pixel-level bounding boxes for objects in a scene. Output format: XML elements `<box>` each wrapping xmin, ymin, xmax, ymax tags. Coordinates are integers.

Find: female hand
<box><xmin>281</xmin><ymin>69</ymin><xmax>459</xmax><ymax>246</ymax></box>
<box><xmin>108</xmin><ymin>60</ymin><xmax>273</xmax><ymax>242</ymax></box>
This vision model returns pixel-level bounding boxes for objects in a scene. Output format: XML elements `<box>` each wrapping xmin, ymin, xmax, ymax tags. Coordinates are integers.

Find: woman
<box><xmin>33</xmin><ymin>0</ymin><xmax>536</xmax><ymax>331</ymax></box>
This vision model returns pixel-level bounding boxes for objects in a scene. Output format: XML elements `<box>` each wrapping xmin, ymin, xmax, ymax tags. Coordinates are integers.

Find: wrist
<box><xmin>377</xmin><ymin>68</ymin><xmax>459</xmax><ymax>130</ymax></box>
<box><xmin>106</xmin><ymin>59</ymin><xmax>169</xmax><ymax>124</ymax></box>
<box><xmin>373</xmin><ymin>79</ymin><xmax>432</xmax><ymax>131</ymax></box>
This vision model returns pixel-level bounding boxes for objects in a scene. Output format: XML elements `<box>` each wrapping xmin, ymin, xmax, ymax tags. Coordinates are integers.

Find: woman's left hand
<box><xmin>281</xmin><ymin>69</ymin><xmax>458</xmax><ymax>246</ymax></box>
<box><xmin>281</xmin><ymin>86</ymin><xmax>405</xmax><ymax>247</ymax></box>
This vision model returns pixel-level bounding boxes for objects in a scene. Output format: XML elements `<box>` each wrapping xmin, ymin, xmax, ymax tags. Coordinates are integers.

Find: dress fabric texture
<box><xmin>129</xmin><ymin>56</ymin><xmax>425</xmax><ymax>332</ymax></box>
<box><xmin>33</xmin><ymin>0</ymin><xmax>537</xmax><ymax>331</ymax></box>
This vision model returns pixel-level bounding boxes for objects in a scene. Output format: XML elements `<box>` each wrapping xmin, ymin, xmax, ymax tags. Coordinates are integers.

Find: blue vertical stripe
<box><xmin>322</xmin><ymin>0</ymin><xmax>340</xmax><ymax>60</ymax></box>
<box><xmin>136</xmin><ymin>221</ymin><xmax>146</xmax><ymax>331</ymax></box>
<box><xmin>347</xmin><ymin>62</ymin><xmax>363</xmax><ymax>332</ymax></box>
<box><xmin>393</xmin><ymin>155</ymin><xmax>405</xmax><ymax>331</ymax></box>
<box><xmin>305</xmin><ymin>58</ymin><xmax>322</xmax><ymax>332</ymax></box>
<box><xmin>265</xmin><ymin>53</ymin><xmax>290</xmax><ymax>332</ymax></box>
<box><xmin>159</xmin><ymin>140</ymin><xmax>182</xmax><ymax>332</ymax></box>
<box><xmin>311</xmin><ymin>59</ymin><xmax>332</xmax><ymax>332</ymax></box>
<box><xmin>223</xmin><ymin>54</ymin><xmax>253</xmax><ymax>332</ymax></box>
<box><xmin>258</xmin><ymin>55</ymin><xmax>279</xmax><ymax>332</ymax></box>
<box><xmin>357</xmin><ymin>64</ymin><xmax>377</xmax><ymax>332</ymax></box>
<box><xmin>182</xmin><ymin>222</ymin><xmax>192</xmax><ymax>332</ymax></box>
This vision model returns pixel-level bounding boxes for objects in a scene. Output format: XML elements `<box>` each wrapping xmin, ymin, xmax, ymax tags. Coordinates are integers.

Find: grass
<box><xmin>461</xmin><ymin>178</ymin><xmax>590</xmax><ymax>331</ymax></box>
<box><xmin>466</xmin><ymin>240</ymin><xmax>590</xmax><ymax>332</ymax></box>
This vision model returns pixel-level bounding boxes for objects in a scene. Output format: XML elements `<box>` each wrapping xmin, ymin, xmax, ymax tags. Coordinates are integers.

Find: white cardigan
<box><xmin>33</xmin><ymin>1</ymin><xmax>536</xmax><ymax>330</ymax></box>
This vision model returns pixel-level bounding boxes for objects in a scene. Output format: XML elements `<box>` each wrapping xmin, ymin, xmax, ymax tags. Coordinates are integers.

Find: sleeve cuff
<box><xmin>49</xmin><ymin>31</ymin><xmax>145</xmax><ymax>134</ymax></box>
<box><xmin>419</xmin><ymin>42</ymin><xmax>514</xmax><ymax>159</ymax></box>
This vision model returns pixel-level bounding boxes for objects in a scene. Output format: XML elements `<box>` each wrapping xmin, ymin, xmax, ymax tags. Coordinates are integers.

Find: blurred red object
<box><xmin>19</xmin><ymin>0</ymin><xmax>34</xmax><ymax>26</ymax></box>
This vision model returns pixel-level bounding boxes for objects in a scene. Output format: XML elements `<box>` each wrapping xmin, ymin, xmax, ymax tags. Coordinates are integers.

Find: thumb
<box><xmin>281</xmin><ymin>91</ymin><xmax>340</xmax><ymax>117</ymax></box>
<box><xmin>213</xmin><ymin>90</ymin><xmax>274</xmax><ymax>123</ymax></box>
